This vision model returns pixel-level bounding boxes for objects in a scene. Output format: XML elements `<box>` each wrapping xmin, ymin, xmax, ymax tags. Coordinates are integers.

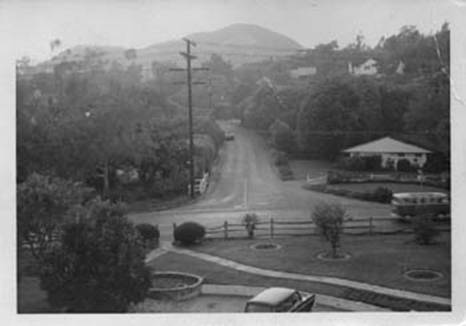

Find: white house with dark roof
<box><xmin>342</xmin><ymin>136</ymin><xmax>432</xmax><ymax>169</ymax></box>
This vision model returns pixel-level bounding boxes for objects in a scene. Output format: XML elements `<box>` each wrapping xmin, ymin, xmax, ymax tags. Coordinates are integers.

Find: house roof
<box><xmin>342</xmin><ymin>136</ymin><xmax>432</xmax><ymax>154</ymax></box>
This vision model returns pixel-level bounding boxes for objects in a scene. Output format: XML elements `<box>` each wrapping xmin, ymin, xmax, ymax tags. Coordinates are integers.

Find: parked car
<box><xmin>225</xmin><ymin>132</ymin><xmax>235</xmax><ymax>141</ymax></box>
<box><xmin>391</xmin><ymin>192</ymin><xmax>450</xmax><ymax>221</ymax></box>
<box><xmin>244</xmin><ymin>287</ymin><xmax>316</xmax><ymax>312</ymax></box>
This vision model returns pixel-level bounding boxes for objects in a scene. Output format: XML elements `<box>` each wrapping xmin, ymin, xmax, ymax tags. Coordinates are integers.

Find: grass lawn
<box><xmin>289</xmin><ymin>160</ymin><xmax>334</xmax><ymax>180</ymax></box>
<box><xmin>327</xmin><ymin>182</ymin><xmax>448</xmax><ymax>194</ymax></box>
<box><xmin>191</xmin><ymin>233</ymin><xmax>451</xmax><ymax>298</ymax></box>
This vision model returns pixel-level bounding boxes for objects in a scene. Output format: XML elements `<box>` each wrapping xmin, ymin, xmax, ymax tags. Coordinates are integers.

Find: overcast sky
<box><xmin>0</xmin><ymin>0</ymin><xmax>459</xmax><ymax>63</ymax></box>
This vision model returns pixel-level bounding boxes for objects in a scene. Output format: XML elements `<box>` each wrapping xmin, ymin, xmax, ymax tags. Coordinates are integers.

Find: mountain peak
<box><xmin>187</xmin><ymin>23</ymin><xmax>303</xmax><ymax>50</ymax></box>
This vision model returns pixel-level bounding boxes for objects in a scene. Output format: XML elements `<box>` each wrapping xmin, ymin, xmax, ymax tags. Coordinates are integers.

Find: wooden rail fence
<box><xmin>173</xmin><ymin>216</ymin><xmax>450</xmax><ymax>240</ymax></box>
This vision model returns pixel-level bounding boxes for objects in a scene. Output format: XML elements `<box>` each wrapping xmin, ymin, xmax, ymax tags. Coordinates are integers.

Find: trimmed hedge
<box><xmin>304</xmin><ymin>185</ymin><xmax>393</xmax><ymax>204</ymax></box>
<box><xmin>174</xmin><ymin>222</ymin><xmax>206</xmax><ymax>245</ymax></box>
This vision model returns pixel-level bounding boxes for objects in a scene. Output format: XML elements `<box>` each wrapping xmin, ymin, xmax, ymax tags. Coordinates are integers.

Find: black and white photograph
<box><xmin>2</xmin><ymin>0</ymin><xmax>466</xmax><ymax>324</ymax></box>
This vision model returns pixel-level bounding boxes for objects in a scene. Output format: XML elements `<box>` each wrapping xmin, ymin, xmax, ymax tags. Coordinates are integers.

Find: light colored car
<box><xmin>391</xmin><ymin>192</ymin><xmax>450</xmax><ymax>220</ymax></box>
<box><xmin>244</xmin><ymin>287</ymin><xmax>316</xmax><ymax>313</ymax></box>
<box><xmin>225</xmin><ymin>132</ymin><xmax>235</xmax><ymax>141</ymax></box>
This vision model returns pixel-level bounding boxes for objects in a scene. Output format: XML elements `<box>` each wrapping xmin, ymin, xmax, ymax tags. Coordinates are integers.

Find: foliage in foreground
<box><xmin>39</xmin><ymin>198</ymin><xmax>151</xmax><ymax>312</ymax></box>
<box><xmin>311</xmin><ymin>202</ymin><xmax>347</xmax><ymax>258</ymax></box>
<box><xmin>17</xmin><ymin>173</ymin><xmax>93</xmax><ymax>261</ymax></box>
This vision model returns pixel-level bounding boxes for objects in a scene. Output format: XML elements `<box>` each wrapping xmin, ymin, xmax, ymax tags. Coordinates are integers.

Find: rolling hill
<box><xmin>32</xmin><ymin>24</ymin><xmax>303</xmax><ymax>77</ymax></box>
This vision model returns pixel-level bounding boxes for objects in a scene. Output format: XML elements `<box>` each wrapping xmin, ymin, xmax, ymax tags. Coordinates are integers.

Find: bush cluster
<box><xmin>136</xmin><ymin>223</ymin><xmax>160</xmax><ymax>249</ymax></box>
<box><xmin>396</xmin><ymin>159</ymin><xmax>418</xmax><ymax>172</ymax></box>
<box><xmin>307</xmin><ymin>185</ymin><xmax>393</xmax><ymax>204</ymax></box>
<box><xmin>278</xmin><ymin>165</ymin><xmax>294</xmax><ymax>180</ymax></box>
<box><xmin>271</xmin><ymin>150</ymin><xmax>294</xmax><ymax>180</ymax></box>
<box><xmin>272</xmin><ymin>150</ymin><xmax>289</xmax><ymax>166</ymax></box>
<box><xmin>173</xmin><ymin>222</ymin><xmax>206</xmax><ymax>245</ymax></box>
<box><xmin>336</xmin><ymin>155</ymin><xmax>382</xmax><ymax>171</ymax></box>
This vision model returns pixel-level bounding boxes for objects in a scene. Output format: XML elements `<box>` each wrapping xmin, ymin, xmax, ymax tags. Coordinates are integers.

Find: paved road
<box><xmin>129</xmin><ymin>121</ymin><xmax>391</xmax><ymax>240</ymax></box>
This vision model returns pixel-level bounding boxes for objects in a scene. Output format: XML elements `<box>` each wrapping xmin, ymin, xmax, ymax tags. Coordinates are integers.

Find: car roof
<box><xmin>247</xmin><ymin>287</ymin><xmax>296</xmax><ymax>306</ymax></box>
<box><xmin>393</xmin><ymin>192</ymin><xmax>447</xmax><ymax>199</ymax></box>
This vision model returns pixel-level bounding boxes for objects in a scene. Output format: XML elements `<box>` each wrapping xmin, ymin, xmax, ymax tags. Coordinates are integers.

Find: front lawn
<box><xmin>192</xmin><ymin>233</ymin><xmax>451</xmax><ymax>298</ymax></box>
<box><xmin>327</xmin><ymin>182</ymin><xmax>448</xmax><ymax>194</ymax></box>
<box><xmin>289</xmin><ymin>159</ymin><xmax>334</xmax><ymax>180</ymax></box>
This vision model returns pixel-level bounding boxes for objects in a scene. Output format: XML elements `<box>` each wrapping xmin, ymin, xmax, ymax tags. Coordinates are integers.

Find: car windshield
<box><xmin>245</xmin><ymin>303</ymin><xmax>273</xmax><ymax>312</ymax></box>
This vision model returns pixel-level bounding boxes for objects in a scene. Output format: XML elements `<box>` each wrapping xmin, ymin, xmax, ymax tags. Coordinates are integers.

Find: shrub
<box><xmin>423</xmin><ymin>154</ymin><xmax>449</xmax><ymax>174</ymax></box>
<box><xmin>278</xmin><ymin>165</ymin><xmax>294</xmax><ymax>180</ymax></box>
<box><xmin>273</xmin><ymin>150</ymin><xmax>289</xmax><ymax>166</ymax></box>
<box><xmin>242</xmin><ymin>213</ymin><xmax>259</xmax><ymax>238</ymax></box>
<box><xmin>336</xmin><ymin>156</ymin><xmax>365</xmax><ymax>171</ymax></box>
<box><xmin>174</xmin><ymin>222</ymin><xmax>206</xmax><ymax>245</ymax></box>
<box><xmin>269</xmin><ymin>119</ymin><xmax>295</xmax><ymax>152</ymax></box>
<box><xmin>312</xmin><ymin>203</ymin><xmax>347</xmax><ymax>258</ymax></box>
<box><xmin>364</xmin><ymin>155</ymin><xmax>382</xmax><ymax>170</ymax></box>
<box><xmin>136</xmin><ymin>223</ymin><xmax>160</xmax><ymax>249</ymax></box>
<box><xmin>397</xmin><ymin>159</ymin><xmax>416</xmax><ymax>172</ymax></box>
<box><xmin>337</xmin><ymin>155</ymin><xmax>381</xmax><ymax>171</ymax></box>
<box><xmin>412</xmin><ymin>214</ymin><xmax>440</xmax><ymax>245</ymax></box>
<box><xmin>39</xmin><ymin>198</ymin><xmax>151</xmax><ymax>312</ymax></box>
<box><xmin>372</xmin><ymin>187</ymin><xmax>393</xmax><ymax>203</ymax></box>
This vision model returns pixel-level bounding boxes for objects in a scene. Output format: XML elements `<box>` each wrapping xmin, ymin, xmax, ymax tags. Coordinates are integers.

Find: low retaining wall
<box><xmin>148</xmin><ymin>271</ymin><xmax>204</xmax><ymax>301</ymax></box>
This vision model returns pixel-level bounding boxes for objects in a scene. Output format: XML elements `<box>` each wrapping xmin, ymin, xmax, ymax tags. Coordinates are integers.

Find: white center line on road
<box><xmin>243</xmin><ymin>178</ymin><xmax>248</xmax><ymax>210</ymax></box>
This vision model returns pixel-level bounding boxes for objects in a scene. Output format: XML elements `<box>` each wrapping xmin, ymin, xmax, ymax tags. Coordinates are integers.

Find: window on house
<box><xmin>398</xmin><ymin>153</ymin><xmax>405</xmax><ymax>157</ymax></box>
<box><xmin>415</xmin><ymin>154</ymin><xmax>422</xmax><ymax>157</ymax></box>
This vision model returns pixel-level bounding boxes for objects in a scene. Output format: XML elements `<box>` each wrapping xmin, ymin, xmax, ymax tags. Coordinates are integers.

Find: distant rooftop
<box><xmin>343</xmin><ymin>136</ymin><xmax>432</xmax><ymax>154</ymax></box>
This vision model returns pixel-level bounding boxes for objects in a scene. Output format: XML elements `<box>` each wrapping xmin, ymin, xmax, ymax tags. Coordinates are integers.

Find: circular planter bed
<box><xmin>250</xmin><ymin>243</ymin><xmax>282</xmax><ymax>251</ymax></box>
<box><xmin>148</xmin><ymin>271</ymin><xmax>203</xmax><ymax>301</ymax></box>
<box><xmin>316</xmin><ymin>251</ymin><xmax>351</xmax><ymax>261</ymax></box>
<box><xmin>403</xmin><ymin>269</ymin><xmax>443</xmax><ymax>282</ymax></box>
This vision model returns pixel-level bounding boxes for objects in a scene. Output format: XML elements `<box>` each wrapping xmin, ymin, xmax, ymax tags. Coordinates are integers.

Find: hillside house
<box><xmin>342</xmin><ymin>136</ymin><xmax>432</xmax><ymax>170</ymax></box>
<box><xmin>289</xmin><ymin>66</ymin><xmax>317</xmax><ymax>79</ymax></box>
<box><xmin>348</xmin><ymin>58</ymin><xmax>378</xmax><ymax>76</ymax></box>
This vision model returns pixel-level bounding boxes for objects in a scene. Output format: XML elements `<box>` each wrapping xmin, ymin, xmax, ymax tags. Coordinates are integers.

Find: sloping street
<box><xmin>129</xmin><ymin>121</ymin><xmax>391</xmax><ymax>240</ymax></box>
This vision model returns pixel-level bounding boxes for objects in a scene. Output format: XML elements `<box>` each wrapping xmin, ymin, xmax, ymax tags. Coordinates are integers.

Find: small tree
<box><xmin>312</xmin><ymin>203</ymin><xmax>346</xmax><ymax>258</ymax></box>
<box><xmin>242</xmin><ymin>213</ymin><xmax>259</xmax><ymax>239</ymax></box>
<box><xmin>39</xmin><ymin>198</ymin><xmax>151</xmax><ymax>312</ymax></box>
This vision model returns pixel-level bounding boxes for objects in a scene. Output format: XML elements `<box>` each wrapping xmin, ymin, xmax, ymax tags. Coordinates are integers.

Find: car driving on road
<box><xmin>225</xmin><ymin>131</ymin><xmax>235</xmax><ymax>141</ymax></box>
<box><xmin>244</xmin><ymin>287</ymin><xmax>316</xmax><ymax>312</ymax></box>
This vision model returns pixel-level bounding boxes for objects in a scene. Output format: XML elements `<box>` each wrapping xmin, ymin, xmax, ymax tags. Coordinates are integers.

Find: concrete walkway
<box><xmin>154</xmin><ymin>241</ymin><xmax>451</xmax><ymax>307</ymax></box>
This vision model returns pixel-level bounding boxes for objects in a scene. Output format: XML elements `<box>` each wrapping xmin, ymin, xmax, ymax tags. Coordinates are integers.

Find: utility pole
<box><xmin>208</xmin><ymin>76</ymin><xmax>212</xmax><ymax>110</ymax></box>
<box><xmin>181</xmin><ymin>38</ymin><xmax>196</xmax><ymax>198</ymax></box>
<box><xmin>170</xmin><ymin>38</ymin><xmax>209</xmax><ymax>198</ymax></box>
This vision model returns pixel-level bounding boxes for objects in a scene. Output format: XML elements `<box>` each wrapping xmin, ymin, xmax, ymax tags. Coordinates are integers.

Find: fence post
<box><xmin>369</xmin><ymin>217</ymin><xmax>373</xmax><ymax>235</ymax></box>
<box><xmin>270</xmin><ymin>217</ymin><xmax>274</xmax><ymax>239</ymax></box>
<box><xmin>173</xmin><ymin>222</ymin><xmax>177</xmax><ymax>241</ymax></box>
<box><xmin>224</xmin><ymin>221</ymin><xmax>228</xmax><ymax>240</ymax></box>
